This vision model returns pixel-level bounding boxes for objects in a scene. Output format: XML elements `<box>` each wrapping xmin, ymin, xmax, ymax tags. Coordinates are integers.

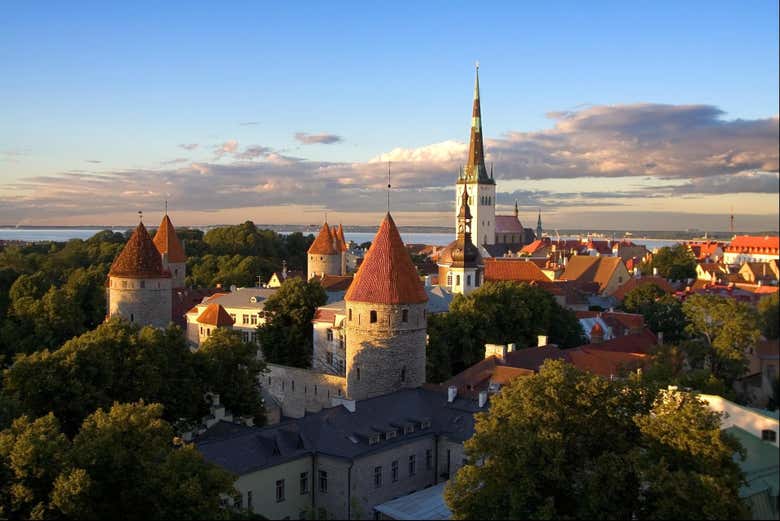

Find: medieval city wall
<box><xmin>265</xmin><ymin>363</ymin><xmax>347</xmax><ymax>418</ymax></box>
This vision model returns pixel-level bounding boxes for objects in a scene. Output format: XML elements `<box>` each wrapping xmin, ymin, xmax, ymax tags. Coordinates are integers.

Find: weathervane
<box><xmin>138</xmin><ymin>210</ymin><xmax>143</xmax><ymax>223</ymax></box>
<box><xmin>387</xmin><ymin>161</ymin><xmax>392</xmax><ymax>212</ymax></box>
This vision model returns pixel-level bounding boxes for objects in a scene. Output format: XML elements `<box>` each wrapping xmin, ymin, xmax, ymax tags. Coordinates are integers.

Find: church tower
<box><xmin>153</xmin><ymin>211</ymin><xmax>187</xmax><ymax>288</ymax></box>
<box><xmin>536</xmin><ymin>209</ymin><xmax>543</xmax><ymax>240</ymax></box>
<box><xmin>456</xmin><ymin>64</ymin><xmax>495</xmax><ymax>248</ymax></box>
<box><xmin>344</xmin><ymin>213</ymin><xmax>428</xmax><ymax>401</ymax></box>
<box><xmin>449</xmin><ymin>185</ymin><xmax>480</xmax><ymax>294</ymax></box>
<box><xmin>108</xmin><ymin>219</ymin><xmax>173</xmax><ymax>328</ymax></box>
<box><xmin>307</xmin><ymin>221</ymin><xmax>342</xmax><ymax>280</ymax></box>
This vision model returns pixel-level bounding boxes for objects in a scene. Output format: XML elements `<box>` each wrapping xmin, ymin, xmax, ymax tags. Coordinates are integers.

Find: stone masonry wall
<box><xmin>265</xmin><ymin>363</ymin><xmax>347</xmax><ymax>418</ymax></box>
<box><xmin>345</xmin><ymin>301</ymin><xmax>426</xmax><ymax>401</ymax></box>
<box><xmin>108</xmin><ymin>276</ymin><xmax>172</xmax><ymax>328</ymax></box>
<box><xmin>308</xmin><ymin>253</ymin><xmax>341</xmax><ymax>280</ymax></box>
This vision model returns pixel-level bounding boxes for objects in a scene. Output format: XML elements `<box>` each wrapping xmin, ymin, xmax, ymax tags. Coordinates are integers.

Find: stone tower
<box><xmin>153</xmin><ymin>212</ymin><xmax>187</xmax><ymax>288</ymax></box>
<box><xmin>107</xmin><ymin>220</ymin><xmax>172</xmax><ymax>328</ymax></box>
<box><xmin>344</xmin><ymin>213</ymin><xmax>428</xmax><ymax>401</ymax></box>
<box><xmin>449</xmin><ymin>185</ymin><xmax>481</xmax><ymax>294</ymax></box>
<box><xmin>307</xmin><ymin>221</ymin><xmax>342</xmax><ymax>280</ymax></box>
<box><xmin>456</xmin><ymin>64</ymin><xmax>495</xmax><ymax>248</ymax></box>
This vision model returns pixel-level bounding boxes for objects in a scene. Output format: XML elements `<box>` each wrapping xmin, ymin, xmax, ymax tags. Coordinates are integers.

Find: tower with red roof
<box><xmin>153</xmin><ymin>211</ymin><xmax>187</xmax><ymax>288</ymax></box>
<box><xmin>107</xmin><ymin>219</ymin><xmax>173</xmax><ymax>328</ymax></box>
<box><xmin>344</xmin><ymin>213</ymin><xmax>428</xmax><ymax>400</ymax></box>
<box><xmin>307</xmin><ymin>221</ymin><xmax>343</xmax><ymax>280</ymax></box>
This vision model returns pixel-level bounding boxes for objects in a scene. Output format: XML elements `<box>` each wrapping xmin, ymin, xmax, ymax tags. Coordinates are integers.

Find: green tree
<box><xmin>757</xmin><ymin>292</ymin><xmax>779</xmax><ymax>340</ymax></box>
<box><xmin>621</xmin><ymin>284</ymin><xmax>688</xmax><ymax>344</ymax></box>
<box><xmin>445</xmin><ymin>360</ymin><xmax>746</xmax><ymax>520</ymax></box>
<box><xmin>257</xmin><ymin>278</ymin><xmax>327</xmax><ymax>368</ymax></box>
<box><xmin>683</xmin><ymin>294</ymin><xmax>760</xmax><ymax>385</ymax></box>
<box><xmin>426</xmin><ymin>282</ymin><xmax>585</xmax><ymax>382</ymax></box>
<box><xmin>196</xmin><ymin>328</ymin><xmax>267</xmax><ymax>425</ymax></box>
<box><xmin>622</xmin><ymin>283</ymin><xmax>666</xmax><ymax>313</ymax></box>
<box><xmin>644</xmin><ymin>244</ymin><xmax>696</xmax><ymax>280</ymax></box>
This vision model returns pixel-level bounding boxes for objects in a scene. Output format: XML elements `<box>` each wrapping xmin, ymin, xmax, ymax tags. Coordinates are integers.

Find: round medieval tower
<box><xmin>153</xmin><ymin>212</ymin><xmax>187</xmax><ymax>288</ymax></box>
<box><xmin>107</xmin><ymin>220</ymin><xmax>173</xmax><ymax>328</ymax></box>
<box><xmin>344</xmin><ymin>213</ymin><xmax>428</xmax><ymax>401</ymax></box>
<box><xmin>307</xmin><ymin>221</ymin><xmax>342</xmax><ymax>280</ymax></box>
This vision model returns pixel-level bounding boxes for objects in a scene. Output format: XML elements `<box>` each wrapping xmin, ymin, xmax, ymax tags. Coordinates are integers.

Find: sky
<box><xmin>1</xmin><ymin>1</ymin><xmax>778</xmax><ymax>231</ymax></box>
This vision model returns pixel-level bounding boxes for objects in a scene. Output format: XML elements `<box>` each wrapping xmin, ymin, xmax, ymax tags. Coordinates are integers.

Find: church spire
<box><xmin>452</xmin><ymin>185</ymin><xmax>478</xmax><ymax>268</ymax></box>
<box><xmin>465</xmin><ymin>63</ymin><xmax>492</xmax><ymax>184</ymax></box>
<box><xmin>536</xmin><ymin>209</ymin><xmax>543</xmax><ymax>239</ymax></box>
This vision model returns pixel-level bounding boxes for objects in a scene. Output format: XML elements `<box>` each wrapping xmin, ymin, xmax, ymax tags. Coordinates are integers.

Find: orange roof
<box><xmin>726</xmin><ymin>235</ymin><xmax>780</xmax><ymax>253</ymax></box>
<box><xmin>345</xmin><ymin>213</ymin><xmax>428</xmax><ymax>305</ymax></box>
<box><xmin>317</xmin><ymin>274</ymin><xmax>353</xmax><ymax>291</ymax></box>
<box><xmin>308</xmin><ymin>222</ymin><xmax>338</xmax><ymax>255</ymax></box>
<box><xmin>196</xmin><ymin>303</ymin><xmax>235</xmax><ymax>326</ymax></box>
<box><xmin>152</xmin><ymin>214</ymin><xmax>186</xmax><ymax>263</ymax></box>
<box><xmin>337</xmin><ymin>224</ymin><xmax>348</xmax><ymax>252</ymax></box>
<box><xmin>519</xmin><ymin>239</ymin><xmax>547</xmax><ymax>255</ymax></box>
<box><xmin>568</xmin><ymin>348</ymin><xmax>648</xmax><ymax>378</ymax></box>
<box><xmin>611</xmin><ymin>276</ymin><xmax>675</xmax><ymax>301</ymax></box>
<box><xmin>484</xmin><ymin>258</ymin><xmax>551</xmax><ymax>283</ymax></box>
<box><xmin>109</xmin><ymin>222</ymin><xmax>169</xmax><ymax>279</ymax></box>
<box><xmin>490</xmin><ymin>365</ymin><xmax>534</xmax><ymax>385</ymax></box>
<box><xmin>591</xmin><ymin>322</ymin><xmax>604</xmax><ymax>335</ymax></box>
<box><xmin>561</xmin><ymin>256</ymin><xmax>625</xmax><ymax>292</ymax></box>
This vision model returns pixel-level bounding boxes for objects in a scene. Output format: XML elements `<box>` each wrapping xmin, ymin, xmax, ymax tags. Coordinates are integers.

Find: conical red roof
<box><xmin>591</xmin><ymin>322</ymin><xmax>604</xmax><ymax>335</ymax></box>
<box><xmin>109</xmin><ymin>222</ymin><xmax>169</xmax><ymax>279</ymax></box>
<box><xmin>153</xmin><ymin>214</ymin><xmax>186</xmax><ymax>263</ymax></box>
<box><xmin>345</xmin><ymin>213</ymin><xmax>427</xmax><ymax>305</ymax></box>
<box><xmin>196</xmin><ymin>303</ymin><xmax>235</xmax><ymax>326</ymax></box>
<box><xmin>337</xmin><ymin>224</ymin><xmax>348</xmax><ymax>252</ymax></box>
<box><xmin>308</xmin><ymin>222</ymin><xmax>338</xmax><ymax>255</ymax></box>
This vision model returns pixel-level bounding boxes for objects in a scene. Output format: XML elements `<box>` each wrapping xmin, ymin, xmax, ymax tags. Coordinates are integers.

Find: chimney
<box><xmin>447</xmin><ymin>386</ymin><xmax>458</xmax><ymax>403</ymax></box>
<box><xmin>537</xmin><ymin>335</ymin><xmax>548</xmax><ymax>347</ymax></box>
<box><xmin>478</xmin><ymin>390</ymin><xmax>488</xmax><ymax>408</ymax></box>
<box><xmin>484</xmin><ymin>344</ymin><xmax>508</xmax><ymax>359</ymax></box>
<box><xmin>590</xmin><ymin>323</ymin><xmax>604</xmax><ymax>344</ymax></box>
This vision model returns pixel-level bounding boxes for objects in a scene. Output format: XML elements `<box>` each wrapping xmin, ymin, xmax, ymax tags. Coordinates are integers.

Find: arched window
<box><xmin>402</xmin><ymin>309</ymin><xmax>408</xmax><ymax>322</ymax></box>
<box><xmin>370</xmin><ymin>310</ymin><xmax>377</xmax><ymax>323</ymax></box>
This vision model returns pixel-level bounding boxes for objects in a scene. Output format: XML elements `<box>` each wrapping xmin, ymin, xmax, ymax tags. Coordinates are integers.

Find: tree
<box><xmin>758</xmin><ymin>293</ymin><xmax>779</xmax><ymax>340</ymax></box>
<box><xmin>683</xmin><ymin>294</ymin><xmax>760</xmax><ymax>385</ymax></box>
<box><xmin>445</xmin><ymin>360</ymin><xmax>747</xmax><ymax>520</ymax></box>
<box><xmin>426</xmin><ymin>282</ymin><xmax>585</xmax><ymax>382</ymax></box>
<box><xmin>644</xmin><ymin>244</ymin><xmax>696</xmax><ymax>280</ymax></box>
<box><xmin>196</xmin><ymin>328</ymin><xmax>267</xmax><ymax>425</ymax></box>
<box><xmin>257</xmin><ymin>278</ymin><xmax>327</xmax><ymax>368</ymax></box>
<box><xmin>621</xmin><ymin>284</ymin><xmax>688</xmax><ymax>344</ymax></box>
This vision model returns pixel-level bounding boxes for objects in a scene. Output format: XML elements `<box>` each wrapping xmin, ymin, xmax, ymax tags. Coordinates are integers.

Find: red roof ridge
<box><xmin>109</xmin><ymin>222</ymin><xmax>169</xmax><ymax>279</ymax></box>
<box><xmin>152</xmin><ymin>214</ymin><xmax>187</xmax><ymax>263</ymax></box>
<box><xmin>345</xmin><ymin>213</ymin><xmax>428</xmax><ymax>305</ymax></box>
<box><xmin>308</xmin><ymin>222</ymin><xmax>339</xmax><ymax>255</ymax></box>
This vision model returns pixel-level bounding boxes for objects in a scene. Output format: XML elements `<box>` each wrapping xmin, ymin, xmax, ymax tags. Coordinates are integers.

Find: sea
<box><xmin>0</xmin><ymin>228</ymin><xmax>682</xmax><ymax>250</ymax></box>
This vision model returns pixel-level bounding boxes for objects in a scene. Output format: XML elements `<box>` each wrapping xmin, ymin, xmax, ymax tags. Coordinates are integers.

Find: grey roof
<box><xmin>207</xmin><ymin>287</ymin><xmax>278</xmax><ymax>310</ymax></box>
<box><xmin>426</xmin><ymin>286</ymin><xmax>454</xmax><ymax>314</ymax></box>
<box><xmin>374</xmin><ymin>481</ymin><xmax>452</xmax><ymax>520</ymax></box>
<box><xmin>197</xmin><ymin>388</ymin><xmax>480</xmax><ymax>475</ymax></box>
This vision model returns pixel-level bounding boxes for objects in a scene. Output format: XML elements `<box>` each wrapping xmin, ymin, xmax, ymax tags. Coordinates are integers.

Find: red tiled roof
<box><xmin>484</xmin><ymin>258</ymin><xmax>551</xmax><ymax>283</ymax></box>
<box><xmin>586</xmin><ymin>240</ymin><xmax>612</xmax><ymax>254</ymax></box>
<box><xmin>561</xmin><ymin>256</ymin><xmax>625</xmax><ymax>292</ymax></box>
<box><xmin>567</xmin><ymin>348</ymin><xmax>648</xmax><ymax>378</ymax></box>
<box><xmin>687</xmin><ymin>241</ymin><xmax>723</xmax><ymax>260</ymax></box>
<box><xmin>313</xmin><ymin>308</ymin><xmax>338</xmax><ymax>324</ymax></box>
<box><xmin>337</xmin><ymin>224</ymin><xmax>348</xmax><ymax>252</ymax></box>
<box><xmin>109</xmin><ymin>222</ymin><xmax>169</xmax><ymax>279</ymax></box>
<box><xmin>495</xmin><ymin>215</ymin><xmax>524</xmax><ymax>234</ymax></box>
<box><xmin>308</xmin><ymin>222</ymin><xmax>338</xmax><ymax>255</ymax></box>
<box><xmin>345</xmin><ymin>213</ymin><xmax>428</xmax><ymax>305</ymax></box>
<box><xmin>490</xmin><ymin>365</ymin><xmax>534</xmax><ymax>384</ymax></box>
<box><xmin>611</xmin><ymin>276</ymin><xmax>675</xmax><ymax>301</ymax></box>
<box><xmin>591</xmin><ymin>322</ymin><xmax>604</xmax><ymax>335</ymax></box>
<box><xmin>519</xmin><ymin>239</ymin><xmax>547</xmax><ymax>255</ymax></box>
<box><xmin>726</xmin><ymin>235</ymin><xmax>780</xmax><ymax>254</ymax></box>
<box><xmin>585</xmin><ymin>328</ymin><xmax>658</xmax><ymax>354</ymax></box>
<box><xmin>196</xmin><ymin>303</ymin><xmax>235</xmax><ymax>326</ymax></box>
<box><xmin>152</xmin><ymin>214</ymin><xmax>186</xmax><ymax>263</ymax></box>
<box><xmin>317</xmin><ymin>274</ymin><xmax>353</xmax><ymax>292</ymax></box>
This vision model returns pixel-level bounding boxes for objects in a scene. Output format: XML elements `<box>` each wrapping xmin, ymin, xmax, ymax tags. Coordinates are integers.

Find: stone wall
<box><xmin>264</xmin><ymin>364</ymin><xmax>347</xmax><ymax>418</ymax></box>
<box><xmin>345</xmin><ymin>301</ymin><xmax>426</xmax><ymax>401</ymax></box>
<box><xmin>167</xmin><ymin>261</ymin><xmax>187</xmax><ymax>288</ymax></box>
<box><xmin>308</xmin><ymin>253</ymin><xmax>341</xmax><ymax>280</ymax></box>
<box><xmin>108</xmin><ymin>276</ymin><xmax>172</xmax><ymax>328</ymax></box>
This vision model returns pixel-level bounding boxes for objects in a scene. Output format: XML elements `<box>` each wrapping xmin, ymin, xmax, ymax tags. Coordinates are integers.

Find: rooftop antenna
<box><xmin>138</xmin><ymin>210</ymin><xmax>143</xmax><ymax>223</ymax></box>
<box><xmin>164</xmin><ymin>199</ymin><xmax>168</xmax><ymax>215</ymax></box>
<box><xmin>387</xmin><ymin>161</ymin><xmax>392</xmax><ymax>212</ymax></box>
<box><xmin>730</xmin><ymin>206</ymin><xmax>734</xmax><ymax>234</ymax></box>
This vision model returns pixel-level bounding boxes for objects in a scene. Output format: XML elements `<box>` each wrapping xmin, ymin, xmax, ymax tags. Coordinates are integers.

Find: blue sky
<box><xmin>1</xmin><ymin>1</ymin><xmax>778</xmax><ymax>229</ymax></box>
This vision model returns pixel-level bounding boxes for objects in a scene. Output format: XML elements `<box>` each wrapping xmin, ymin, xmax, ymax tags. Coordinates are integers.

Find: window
<box><xmin>370</xmin><ymin>310</ymin><xmax>377</xmax><ymax>323</ymax></box>
<box><xmin>455</xmin><ymin>275</ymin><xmax>461</xmax><ymax>286</ymax></box>
<box><xmin>140</xmin><ymin>280</ymin><xmax>145</xmax><ymax>289</ymax></box>
<box><xmin>233</xmin><ymin>493</ymin><xmax>242</xmax><ymax>508</ymax></box>
<box><xmin>404</xmin><ymin>424</ymin><xmax>415</xmax><ymax>435</ymax></box>
<box><xmin>327</xmin><ymin>329</ymin><xmax>334</xmax><ymax>341</ymax></box>
<box><xmin>409</xmin><ymin>455</ymin><xmax>416</xmax><ymax>476</ymax></box>
<box><xmin>356</xmin><ymin>367</ymin><xmax>361</xmax><ymax>381</ymax></box>
<box><xmin>374</xmin><ymin>466</ymin><xmax>383</xmax><ymax>488</ymax></box>
<box><xmin>276</xmin><ymin>479</ymin><xmax>285</xmax><ymax>502</ymax></box>
<box><xmin>467</xmin><ymin>274</ymin><xmax>472</xmax><ymax>286</ymax></box>
<box><xmin>326</xmin><ymin>351</ymin><xmax>333</xmax><ymax>365</ymax></box>
<box><xmin>251</xmin><ymin>315</ymin><xmax>257</xmax><ymax>325</ymax></box>
<box><xmin>200</xmin><ymin>327</ymin><xmax>203</xmax><ymax>335</ymax></box>
<box><xmin>402</xmin><ymin>309</ymin><xmax>409</xmax><ymax>322</ymax></box>
<box><xmin>426</xmin><ymin>449</ymin><xmax>433</xmax><ymax>470</ymax></box>
<box><xmin>446</xmin><ymin>272</ymin><xmax>452</xmax><ymax>286</ymax></box>
<box><xmin>319</xmin><ymin>470</ymin><xmax>328</xmax><ymax>493</ymax></box>
<box><xmin>300</xmin><ymin>472</ymin><xmax>309</xmax><ymax>494</ymax></box>
<box><xmin>122</xmin><ymin>280</ymin><xmax>128</xmax><ymax>288</ymax></box>
<box><xmin>242</xmin><ymin>331</ymin><xmax>249</xmax><ymax>342</ymax></box>
<box><xmin>391</xmin><ymin>460</ymin><xmax>399</xmax><ymax>482</ymax></box>
<box><xmin>348</xmin><ymin>308</ymin><xmax>353</xmax><ymax>321</ymax></box>
<box><xmin>247</xmin><ymin>490</ymin><xmax>253</xmax><ymax>510</ymax></box>
<box><xmin>386</xmin><ymin>429</ymin><xmax>397</xmax><ymax>440</ymax></box>
<box><xmin>130</xmin><ymin>313</ymin><xmax>134</xmax><ymax>322</ymax></box>
<box><xmin>762</xmin><ymin>429</ymin><xmax>777</xmax><ymax>442</ymax></box>
<box><xmin>242</xmin><ymin>314</ymin><xmax>249</xmax><ymax>325</ymax></box>
<box><xmin>230</xmin><ymin>313</ymin><xmax>236</xmax><ymax>321</ymax></box>
<box><xmin>401</xmin><ymin>366</ymin><xmax>406</xmax><ymax>382</ymax></box>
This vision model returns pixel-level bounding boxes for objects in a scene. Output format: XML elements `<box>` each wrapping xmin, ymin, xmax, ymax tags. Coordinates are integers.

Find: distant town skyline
<box><xmin>1</xmin><ymin>1</ymin><xmax>778</xmax><ymax>230</ymax></box>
